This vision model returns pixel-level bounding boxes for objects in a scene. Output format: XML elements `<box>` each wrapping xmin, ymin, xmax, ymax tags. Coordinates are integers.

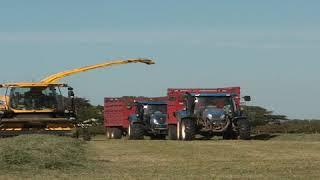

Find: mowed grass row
<box><xmin>1</xmin><ymin>134</ymin><xmax>320</xmax><ymax>180</ymax></box>
<box><xmin>87</xmin><ymin>134</ymin><xmax>320</xmax><ymax>179</ymax></box>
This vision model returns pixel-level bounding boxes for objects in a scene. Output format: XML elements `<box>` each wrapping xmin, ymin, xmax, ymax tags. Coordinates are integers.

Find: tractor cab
<box><xmin>185</xmin><ymin>93</ymin><xmax>240</xmax><ymax>118</ymax></box>
<box><xmin>135</xmin><ymin>101</ymin><xmax>167</xmax><ymax>128</ymax></box>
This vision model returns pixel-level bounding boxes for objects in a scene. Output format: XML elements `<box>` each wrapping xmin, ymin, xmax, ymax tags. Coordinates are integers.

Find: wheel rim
<box><xmin>111</xmin><ymin>131</ymin><xmax>114</xmax><ymax>138</ymax></box>
<box><xmin>181</xmin><ymin>122</ymin><xmax>186</xmax><ymax>140</ymax></box>
<box><xmin>106</xmin><ymin>130</ymin><xmax>110</xmax><ymax>139</ymax></box>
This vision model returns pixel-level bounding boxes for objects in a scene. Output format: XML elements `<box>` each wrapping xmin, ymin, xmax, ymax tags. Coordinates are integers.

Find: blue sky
<box><xmin>0</xmin><ymin>1</ymin><xmax>319</xmax><ymax>119</ymax></box>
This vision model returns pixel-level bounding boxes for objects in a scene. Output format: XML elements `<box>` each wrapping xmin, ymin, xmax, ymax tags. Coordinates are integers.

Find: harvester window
<box><xmin>9</xmin><ymin>87</ymin><xmax>60</xmax><ymax>110</ymax></box>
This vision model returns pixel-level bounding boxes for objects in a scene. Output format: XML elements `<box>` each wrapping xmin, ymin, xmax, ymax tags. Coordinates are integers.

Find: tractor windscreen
<box><xmin>194</xmin><ymin>96</ymin><xmax>234</xmax><ymax>111</ymax></box>
<box><xmin>144</xmin><ymin>104</ymin><xmax>167</xmax><ymax>114</ymax></box>
<box><xmin>9</xmin><ymin>86</ymin><xmax>64</xmax><ymax>111</ymax></box>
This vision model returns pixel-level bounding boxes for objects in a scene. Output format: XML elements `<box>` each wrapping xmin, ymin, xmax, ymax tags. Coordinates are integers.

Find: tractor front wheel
<box><xmin>129</xmin><ymin>123</ymin><xmax>145</xmax><ymax>140</ymax></box>
<box><xmin>180</xmin><ymin>119</ymin><xmax>196</xmax><ymax>141</ymax></box>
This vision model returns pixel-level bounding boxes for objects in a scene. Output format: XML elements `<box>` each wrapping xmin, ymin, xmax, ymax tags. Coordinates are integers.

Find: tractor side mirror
<box><xmin>243</xmin><ymin>96</ymin><xmax>251</xmax><ymax>102</ymax></box>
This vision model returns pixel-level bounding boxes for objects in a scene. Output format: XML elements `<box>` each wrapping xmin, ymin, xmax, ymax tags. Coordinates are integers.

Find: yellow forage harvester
<box><xmin>0</xmin><ymin>58</ymin><xmax>154</xmax><ymax>139</ymax></box>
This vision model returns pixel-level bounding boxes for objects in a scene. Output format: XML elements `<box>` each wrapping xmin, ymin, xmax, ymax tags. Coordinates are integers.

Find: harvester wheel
<box><xmin>168</xmin><ymin>124</ymin><xmax>177</xmax><ymax>140</ymax></box>
<box><xmin>113</xmin><ymin>128</ymin><xmax>122</xmax><ymax>139</ymax></box>
<box><xmin>129</xmin><ymin>123</ymin><xmax>144</xmax><ymax>140</ymax></box>
<box><xmin>238</xmin><ymin>119</ymin><xmax>251</xmax><ymax>140</ymax></box>
<box><xmin>181</xmin><ymin>119</ymin><xmax>196</xmax><ymax>141</ymax></box>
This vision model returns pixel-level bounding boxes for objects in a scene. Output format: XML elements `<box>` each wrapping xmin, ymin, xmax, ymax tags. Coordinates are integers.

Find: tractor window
<box><xmin>144</xmin><ymin>104</ymin><xmax>167</xmax><ymax>114</ymax></box>
<box><xmin>9</xmin><ymin>87</ymin><xmax>62</xmax><ymax>110</ymax></box>
<box><xmin>194</xmin><ymin>97</ymin><xmax>234</xmax><ymax>111</ymax></box>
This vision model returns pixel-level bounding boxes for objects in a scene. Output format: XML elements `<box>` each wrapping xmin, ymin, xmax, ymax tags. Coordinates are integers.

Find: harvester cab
<box><xmin>0</xmin><ymin>83</ymin><xmax>76</xmax><ymax>137</ymax></box>
<box><xmin>128</xmin><ymin>101</ymin><xmax>168</xmax><ymax>140</ymax></box>
<box><xmin>177</xmin><ymin>92</ymin><xmax>251</xmax><ymax>141</ymax></box>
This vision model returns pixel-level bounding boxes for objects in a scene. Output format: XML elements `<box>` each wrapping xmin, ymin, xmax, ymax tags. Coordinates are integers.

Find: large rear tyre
<box><xmin>168</xmin><ymin>124</ymin><xmax>177</xmax><ymax>140</ymax></box>
<box><xmin>181</xmin><ymin>119</ymin><xmax>196</xmax><ymax>141</ymax></box>
<box><xmin>128</xmin><ymin>123</ymin><xmax>145</xmax><ymax>140</ymax></box>
<box><xmin>238</xmin><ymin>119</ymin><xmax>251</xmax><ymax>140</ymax></box>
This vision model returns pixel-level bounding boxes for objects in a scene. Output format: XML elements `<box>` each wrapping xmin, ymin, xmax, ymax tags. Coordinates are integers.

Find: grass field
<box><xmin>1</xmin><ymin>134</ymin><xmax>320</xmax><ymax>180</ymax></box>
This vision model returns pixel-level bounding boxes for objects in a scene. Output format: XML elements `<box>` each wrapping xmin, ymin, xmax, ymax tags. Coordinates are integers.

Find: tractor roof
<box><xmin>0</xmin><ymin>82</ymin><xmax>68</xmax><ymax>88</ymax></box>
<box><xmin>137</xmin><ymin>101</ymin><xmax>167</xmax><ymax>105</ymax></box>
<box><xmin>191</xmin><ymin>93</ymin><xmax>238</xmax><ymax>97</ymax></box>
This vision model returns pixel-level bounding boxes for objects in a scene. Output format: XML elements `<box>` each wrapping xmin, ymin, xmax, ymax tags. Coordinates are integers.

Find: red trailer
<box><xmin>166</xmin><ymin>87</ymin><xmax>241</xmax><ymax>139</ymax></box>
<box><xmin>104</xmin><ymin>96</ymin><xmax>167</xmax><ymax>139</ymax></box>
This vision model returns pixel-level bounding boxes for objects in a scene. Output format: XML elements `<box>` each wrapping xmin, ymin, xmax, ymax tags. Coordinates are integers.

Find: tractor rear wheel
<box><xmin>129</xmin><ymin>123</ymin><xmax>145</xmax><ymax>140</ymax></box>
<box><xmin>238</xmin><ymin>119</ymin><xmax>251</xmax><ymax>140</ymax></box>
<box><xmin>168</xmin><ymin>124</ymin><xmax>177</xmax><ymax>140</ymax></box>
<box><xmin>181</xmin><ymin>119</ymin><xmax>196</xmax><ymax>141</ymax></box>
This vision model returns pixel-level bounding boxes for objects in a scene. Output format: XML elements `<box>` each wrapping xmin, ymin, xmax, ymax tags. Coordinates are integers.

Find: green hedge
<box><xmin>253</xmin><ymin>120</ymin><xmax>320</xmax><ymax>134</ymax></box>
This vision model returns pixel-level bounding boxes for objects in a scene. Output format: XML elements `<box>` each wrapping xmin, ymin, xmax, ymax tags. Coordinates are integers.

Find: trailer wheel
<box><xmin>181</xmin><ymin>119</ymin><xmax>196</xmax><ymax>141</ymax></box>
<box><xmin>106</xmin><ymin>128</ymin><xmax>111</xmax><ymax>139</ymax></box>
<box><xmin>129</xmin><ymin>123</ymin><xmax>145</xmax><ymax>140</ymax></box>
<box><xmin>113</xmin><ymin>128</ymin><xmax>123</xmax><ymax>139</ymax></box>
<box><xmin>168</xmin><ymin>124</ymin><xmax>177</xmax><ymax>140</ymax></box>
<box><xmin>238</xmin><ymin>119</ymin><xmax>251</xmax><ymax>140</ymax></box>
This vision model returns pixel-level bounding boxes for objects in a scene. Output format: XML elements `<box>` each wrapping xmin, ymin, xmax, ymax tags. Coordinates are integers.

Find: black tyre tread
<box><xmin>182</xmin><ymin>119</ymin><xmax>196</xmax><ymax>141</ymax></box>
<box><xmin>168</xmin><ymin>125</ymin><xmax>177</xmax><ymax>140</ymax></box>
<box><xmin>129</xmin><ymin>123</ymin><xmax>145</xmax><ymax>140</ymax></box>
<box><xmin>113</xmin><ymin>128</ymin><xmax>123</xmax><ymax>139</ymax></box>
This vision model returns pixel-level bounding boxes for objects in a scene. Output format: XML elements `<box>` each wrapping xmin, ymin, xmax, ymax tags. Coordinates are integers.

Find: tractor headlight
<box><xmin>207</xmin><ymin>114</ymin><xmax>213</xmax><ymax>120</ymax></box>
<box><xmin>220</xmin><ymin>114</ymin><xmax>226</xmax><ymax>119</ymax></box>
<box><xmin>153</xmin><ymin>119</ymin><xmax>159</xmax><ymax>125</ymax></box>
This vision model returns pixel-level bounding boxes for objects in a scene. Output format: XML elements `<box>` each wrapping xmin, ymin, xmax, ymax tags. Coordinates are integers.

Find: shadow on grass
<box><xmin>251</xmin><ymin>134</ymin><xmax>279</xmax><ymax>140</ymax></box>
